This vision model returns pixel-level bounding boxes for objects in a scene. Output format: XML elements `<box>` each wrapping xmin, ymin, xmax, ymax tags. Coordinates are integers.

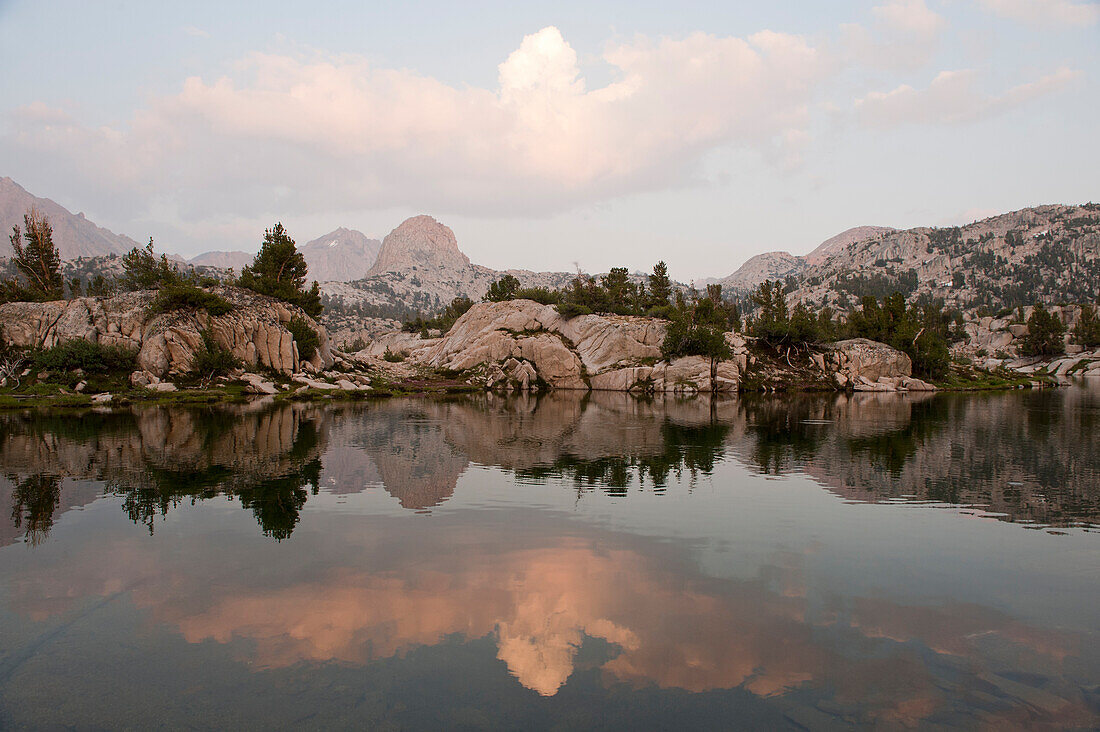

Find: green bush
<box><xmin>190</xmin><ymin>330</ymin><xmax>239</xmax><ymax>378</ymax></box>
<box><xmin>402</xmin><ymin>296</ymin><xmax>475</xmax><ymax>335</ymax></box>
<box><xmin>149</xmin><ymin>284</ymin><xmax>234</xmax><ymax>316</ymax></box>
<box><xmin>555</xmin><ymin>301</ymin><xmax>592</xmax><ymax>320</ymax></box>
<box><xmin>382</xmin><ymin>348</ymin><xmax>405</xmax><ymax>362</ymax></box>
<box><xmin>661</xmin><ymin>296</ymin><xmax>731</xmax><ymax>363</ymax></box>
<box><xmin>287</xmin><ymin>316</ymin><xmax>320</xmax><ymax>361</ymax></box>
<box><xmin>33</xmin><ymin>339</ymin><xmax>137</xmax><ymax>374</ymax></box>
<box><xmin>484</xmin><ymin>275</ymin><xmax>520</xmax><ymax>302</ymax></box>
<box><xmin>514</xmin><ymin>287</ymin><xmax>560</xmax><ymax>305</ymax></box>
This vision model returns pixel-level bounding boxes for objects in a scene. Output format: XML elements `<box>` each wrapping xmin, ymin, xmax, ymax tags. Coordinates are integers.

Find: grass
<box><xmin>933</xmin><ymin>362</ymin><xmax>1051</xmax><ymax>390</ymax></box>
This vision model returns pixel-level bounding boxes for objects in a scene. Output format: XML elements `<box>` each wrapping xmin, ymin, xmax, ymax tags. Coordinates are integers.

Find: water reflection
<box><xmin>4</xmin><ymin>384</ymin><xmax>1098</xmax><ymax>543</ymax></box>
<box><xmin>0</xmin><ymin>385</ymin><xmax>1099</xmax><ymax>727</ymax></box>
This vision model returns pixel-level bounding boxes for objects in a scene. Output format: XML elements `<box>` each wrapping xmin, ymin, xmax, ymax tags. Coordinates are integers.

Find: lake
<box><xmin>1</xmin><ymin>383</ymin><xmax>1099</xmax><ymax>729</ymax></box>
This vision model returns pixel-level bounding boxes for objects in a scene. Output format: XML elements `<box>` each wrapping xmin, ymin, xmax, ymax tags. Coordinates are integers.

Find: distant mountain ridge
<box><xmin>787</xmin><ymin>204</ymin><xmax>1100</xmax><ymax>312</ymax></box>
<box><xmin>700</xmin><ymin>225</ymin><xmax>896</xmax><ymax>294</ymax></box>
<box><xmin>0</xmin><ymin>177</ymin><xmax>138</xmax><ymax>259</ymax></box>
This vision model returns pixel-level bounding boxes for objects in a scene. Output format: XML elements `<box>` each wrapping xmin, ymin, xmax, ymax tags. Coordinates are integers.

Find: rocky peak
<box><xmin>0</xmin><ymin>176</ymin><xmax>138</xmax><ymax>259</ymax></box>
<box><xmin>301</xmin><ymin>227</ymin><xmax>381</xmax><ymax>282</ymax></box>
<box><xmin>367</xmin><ymin>215</ymin><xmax>471</xmax><ymax>277</ymax></box>
<box><xmin>804</xmin><ymin>226</ymin><xmax>895</xmax><ymax>265</ymax></box>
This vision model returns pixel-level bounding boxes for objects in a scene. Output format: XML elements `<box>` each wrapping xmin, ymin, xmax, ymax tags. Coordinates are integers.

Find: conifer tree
<box><xmin>238</xmin><ymin>223</ymin><xmax>322</xmax><ymax>316</ymax></box>
<box><xmin>9</xmin><ymin>207</ymin><xmax>62</xmax><ymax>300</ymax></box>
<box><xmin>648</xmin><ymin>261</ymin><xmax>672</xmax><ymax>309</ymax></box>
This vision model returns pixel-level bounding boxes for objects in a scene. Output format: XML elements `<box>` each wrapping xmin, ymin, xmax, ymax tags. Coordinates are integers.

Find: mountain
<box><xmin>706</xmin><ymin>251</ymin><xmax>802</xmax><ymax>292</ymax></box>
<box><xmin>804</xmin><ymin>226</ymin><xmax>896</xmax><ymax>265</ymax></box>
<box><xmin>190</xmin><ymin>227</ymin><xmax>381</xmax><ymax>282</ymax></box>
<box><xmin>703</xmin><ymin>225</ymin><xmax>895</xmax><ymax>294</ymax></box>
<box><xmin>189</xmin><ymin>250</ymin><xmax>254</xmax><ymax>271</ymax></box>
<box><xmin>300</xmin><ymin>227</ymin><xmax>381</xmax><ymax>282</ymax></box>
<box><xmin>320</xmin><ymin>215</ymin><xmax>574</xmax><ymax>324</ymax></box>
<box><xmin>367</xmin><ymin>215</ymin><xmax>471</xmax><ymax>277</ymax></box>
<box><xmin>788</xmin><ymin>204</ymin><xmax>1100</xmax><ymax>312</ymax></box>
<box><xmin>0</xmin><ymin>177</ymin><xmax>138</xmax><ymax>259</ymax></box>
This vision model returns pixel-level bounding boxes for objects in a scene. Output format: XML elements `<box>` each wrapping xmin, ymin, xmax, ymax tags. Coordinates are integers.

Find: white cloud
<box><xmin>855</xmin><ymin>66</ymin><xmax>1080</xmax><ymax>126</ymax></box>
<box><xmin>976</xmin><ymin>0</ymin><xmax>1100</xmax><ymax>26</ymax></box>
<box><xmin>182</xmin><ymin>25</ymin><xmax>210</xmax><ymax>38</ymax></box>
<box><xmin>2</xmin><ymin>26</ymin><xmax>826</xmax><ymax>225</ymax></box>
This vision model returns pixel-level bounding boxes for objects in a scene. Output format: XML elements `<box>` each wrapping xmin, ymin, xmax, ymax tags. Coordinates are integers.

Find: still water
<box><xmin>1</xmin><ymin>383</ymin><xmax>1099</xmax><ymax>729</ymax></box>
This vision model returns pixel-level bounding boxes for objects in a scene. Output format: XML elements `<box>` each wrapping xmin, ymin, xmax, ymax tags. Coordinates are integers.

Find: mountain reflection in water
<box><xmin>4</xmin><ymin>386</ymin><xmax>1099</xmax><ymax>543</ymax></box>
<box><xmin>0</xmin><ymin>385</ymin><xmax>1098</xmax><ymax>728</ymax></box>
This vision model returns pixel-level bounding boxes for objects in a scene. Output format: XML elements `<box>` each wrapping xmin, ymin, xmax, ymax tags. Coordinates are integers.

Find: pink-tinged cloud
<box><xmin>4</xmin><ymin>27</ymin><xmax>825</xmax><ymax>220</ymax></box>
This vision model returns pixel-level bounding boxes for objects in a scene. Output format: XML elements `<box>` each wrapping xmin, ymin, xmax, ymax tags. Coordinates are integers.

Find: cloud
<box><xmin>182</xmin><ymin>25</ymin><xmax>210</xmax><ymax>38</ymax></box>
<box><xmin>855</xmin><ymin>66</ymin><xmax>1080</xmax><ymax>127</ymax></box>
<box><xmin>976</xmin><ymin>0</ymin><xmax>1100</xmax><ymax>26</ymax></box>
<box><xmin>2</xmin><ymin>26</ymin><xmax>826</xmax><ymax>225</ymax></box>
<box><xmin>872</xmin><ymin>0</ymin><xmax>947</xmax><ymax>35</ymax></box>
<box><xmin>840</xmin><ymin>0</ymin><xmax>947</xmax><ymax>70</ymax></box>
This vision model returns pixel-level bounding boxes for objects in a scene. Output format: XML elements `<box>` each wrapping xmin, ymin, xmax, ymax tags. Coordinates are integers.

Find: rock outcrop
<box><xmin>399</xmin><ymin>300</ymin><xmax>918</xmax><ymax>394</ymax></box>
<box><xmin>0</xmin><ymin>287</ymin><xmax>334</xmax><ymax>377</ymax></box>
<box><xmin>415</xmin><ymin>300</ymin><xmax>688</xmax><ymax>391</ymax></box>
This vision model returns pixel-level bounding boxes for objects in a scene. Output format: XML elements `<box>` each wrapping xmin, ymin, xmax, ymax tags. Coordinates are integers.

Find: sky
<box><xmin>0</xmin><ymin>0</ymin><xmax>1097</xmax><ymax>280</ymax></box>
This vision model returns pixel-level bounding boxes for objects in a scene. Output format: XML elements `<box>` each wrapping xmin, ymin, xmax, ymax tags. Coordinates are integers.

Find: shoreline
<box><xmin>0</xmin><ymin>368</ymin><xmax>1063</xmax><ymax>411</ymax></box>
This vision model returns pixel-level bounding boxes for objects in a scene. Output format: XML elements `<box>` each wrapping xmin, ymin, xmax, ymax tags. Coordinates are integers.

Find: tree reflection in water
<box><xmin>2</xmin><ymin>383</ymin><xmax>1099</xmax><ymax>545</ymax></box>
<box><xmin>9</xmin><ymin>474</ymin><xmax>62</xmax><ymax>545</ymax></box>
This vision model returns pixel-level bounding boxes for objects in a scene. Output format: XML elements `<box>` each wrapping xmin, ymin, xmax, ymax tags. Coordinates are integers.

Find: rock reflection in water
<box><xmin>3</xmin><ymin>384</ymin><xmax>1100</xmax><ymax>545</ymax></box>
<box><xmin>1</xmin><ymin>386</ymin><xmax>1099</xmax><ymax>728</ymax></box>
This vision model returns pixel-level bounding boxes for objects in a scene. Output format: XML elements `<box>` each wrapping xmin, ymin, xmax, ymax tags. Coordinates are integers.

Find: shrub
<box><xmin>484</xmin><ymin>275</ymin><xmax>521</xmax><ymax>302</ymax></box>
<box><xmin>514</xmin><ymin>287</ymin><xmax>560</xmax><ymax>305</ymax></box>
<box><xmin>382</xmin><ymin>348</ymin><xmax>405</xmax><ymax>362</ymax></box>
<box><xmin>33</xmin><ymin>340</ymin><xmax>137</xmax><ymax>374</ymax></box>
<box><xmin>287</xmin><ymin>316</ymin><xmax>320</xmax><ymax>361</ymax></box>
<box><xmin>402</xmin><ymin>296</ymin><xmax>474</xmax><ymax>334</ymax></box>
<box><xmin>555</xmin><ymin>301</ymin><xmax>592</xmax><ymax>320</ymax></box>
<box><xmin>190</xmin><ymin>330</ymin><xmax>239</xmax><ymax>379</ymax></box>
<box><xmin>149</xmin><ymin>284</ymin><xmax>234</xmax><ymax>316</ymax></box>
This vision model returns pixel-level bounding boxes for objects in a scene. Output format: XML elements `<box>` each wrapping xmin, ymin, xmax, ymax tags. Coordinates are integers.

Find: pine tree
<box><xmin>238</xmin><ymin>223</ymin><xmax>322</xmax><ymax>316</ymax></box>
<box><xmin>648</xmin><ymin>261</ymin><xmax>672</xmax><ymax>309</ymax></box>
<box><xmin>9</xmin><ymin>207</ymin><xmax>62</xmax><ymax>300</ymax></box>
<box><xmin>121</xmin><ymin>238</ymin><xmax>179</xmax><ymax>290</ymax></box>
<box><xmin>1072</xmin><ymin>304</ymin><xmax>1100</xmax><ymax>348</ymax></box>
<box><xmin>1019</xmin><ymin>303</ymin><xmax>1066</xmax><ymax>357</ymax></box>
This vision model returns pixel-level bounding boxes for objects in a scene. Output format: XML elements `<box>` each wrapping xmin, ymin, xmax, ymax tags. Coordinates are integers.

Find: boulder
<box><xmin>240</xmin><ymin>373</ymin><xmax>279</xmax><ymax>395</ymax></box>
<box><xmin>827</xmin><ymin>338</ymin><xmax>912</xmax><ymax>384</ymax></box>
